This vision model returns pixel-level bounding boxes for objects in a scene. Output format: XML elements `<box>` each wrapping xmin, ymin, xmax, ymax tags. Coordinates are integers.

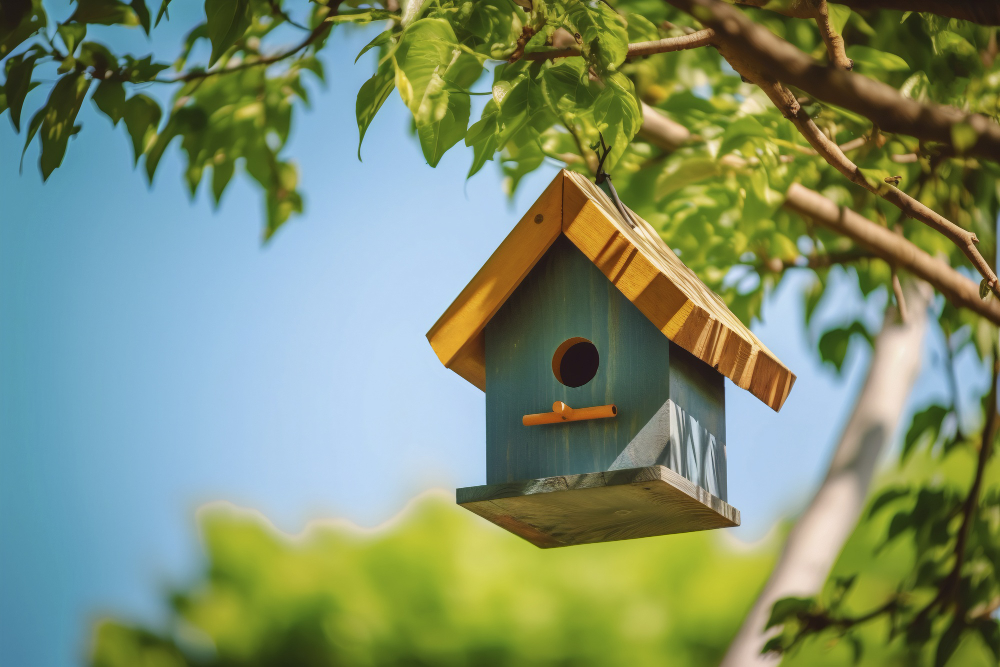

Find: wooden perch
<box><xmin>523</xmin><ymin>402</ymin><xmax>618</xmax><ymax>426</ymax></box>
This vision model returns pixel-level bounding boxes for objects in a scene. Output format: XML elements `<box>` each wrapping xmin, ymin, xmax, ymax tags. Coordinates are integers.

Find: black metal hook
<box><xmin>591</xmin><ymin>132</ymin><xmax>636</xmax><ymax>229</ymax></box>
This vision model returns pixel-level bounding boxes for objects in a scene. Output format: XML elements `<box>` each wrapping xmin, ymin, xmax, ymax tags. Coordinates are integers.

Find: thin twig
<box><xmin>164</xmin><ymin>2</ymin><xmax>362</xmax><ymax>83</ymax></box>
<box><xmin>757</xmin><ymin>249</ymin><xmax>877</xmax><ymax>273</ymax></box>
<box><xmin>522</xmin><ymin>28</ymin><xmax>716</xmax><ymax>61</ymax></box>
<box><xmin>747</xmin><ymin>74</ymin><xmax>1000</xmax><ymax>297</ymax></box>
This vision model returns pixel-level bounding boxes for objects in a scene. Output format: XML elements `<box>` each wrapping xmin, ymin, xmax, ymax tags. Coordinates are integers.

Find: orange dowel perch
<box><xmin>522</xmin><ymin>401</ymin><xmax>618</xmax><ymax>426</ymax></box>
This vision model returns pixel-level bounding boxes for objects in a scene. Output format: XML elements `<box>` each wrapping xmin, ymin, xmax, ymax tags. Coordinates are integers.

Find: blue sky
<box><xmin>0</xmin><ymin>10</ymin><xmax>984</xmax><ymax>667</ymax></box>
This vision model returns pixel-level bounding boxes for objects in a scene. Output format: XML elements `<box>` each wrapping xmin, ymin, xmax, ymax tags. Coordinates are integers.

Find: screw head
<box><xmin>534</xmin><ymin>214</ymin><xmax>544</xmax><ymax>224</ymax></box>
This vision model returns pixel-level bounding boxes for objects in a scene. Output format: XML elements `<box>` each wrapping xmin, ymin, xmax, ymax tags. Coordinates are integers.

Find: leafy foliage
<box><xmin>89</xmin><ymin>494</ymin><xmax>779</xmax><ymax>667</ymax></box>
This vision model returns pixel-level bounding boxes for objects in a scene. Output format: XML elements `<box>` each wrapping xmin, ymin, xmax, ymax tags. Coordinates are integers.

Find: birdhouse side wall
<box><xmin>484</xmin><ymin>235</ymin><xmax>672</xmax><ymax>483</ymax></box>
<box><xmin>484</xmin><ymin>235</ymin><xmax>728</xmax><ymax>500</ymax></box>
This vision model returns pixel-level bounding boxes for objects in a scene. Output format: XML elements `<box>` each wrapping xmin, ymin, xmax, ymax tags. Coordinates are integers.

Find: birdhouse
<box><xmin>427</xmin><ymin>170</ymin><xmax>794</xmax><ymax>548</ymax></box>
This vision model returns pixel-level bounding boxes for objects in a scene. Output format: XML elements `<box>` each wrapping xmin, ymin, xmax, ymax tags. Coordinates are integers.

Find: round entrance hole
<box><xmin>552</xmin><ymin>337</ymin><xmax>600</xmax><ymax>388</ymax></box>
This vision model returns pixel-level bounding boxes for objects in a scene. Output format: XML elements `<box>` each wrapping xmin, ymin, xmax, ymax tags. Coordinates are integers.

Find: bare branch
<box><xmin>627</xmin><ymin>28</ymin><xmax>717</xmax><ymax>57</ymax></box>
<box><xmin>812</xmin><ymin>0</ymin><xmax>853</xmax><ymax>70</ymax></box>
<box><xmin>783</xmin><ymin>184</ymin><xmax>1000</xmax><ymax>325</ymax></box>
<box><xmin>523</xmin><ymin>28</ymin><xmax>716</xmax><ymax>61</ymax></box>
<box><xmin>757</xmin><ymin>249</ymin><xmax>878</xmax><ymax>273</ymax></box>
<box><xmin>664</xmin><ymin>0</ymin><xmax>1000</xmax><ymax>162</ymax></box>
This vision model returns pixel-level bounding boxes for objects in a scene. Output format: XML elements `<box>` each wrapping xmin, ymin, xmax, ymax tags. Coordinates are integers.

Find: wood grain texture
<box><xmin>426</xmin><ymin>173</ymin><xmax>564</xmax><ymax>389</ymax></box>
<box><xmin>561</xmin><ymin>171</ymin><xmax>795</xmax><ymax>411</ymax></box>
<box><xmin>458</xmin><ymin>464</ymin><xmax>740</xmax><ymax>548</ymax></box>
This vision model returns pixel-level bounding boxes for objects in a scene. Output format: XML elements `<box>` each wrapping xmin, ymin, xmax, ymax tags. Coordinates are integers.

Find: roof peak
<box><xmin>427</xmin><ymin>170</ymin><xmax>795</xmax><ymax>411</ymax></box>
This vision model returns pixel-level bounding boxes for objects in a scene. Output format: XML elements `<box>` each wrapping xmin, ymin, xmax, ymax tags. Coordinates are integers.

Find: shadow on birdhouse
<box><xmin>427</xmin><ymin>170</ymin><xmax>795</xmax><ymax>548</ymax></box>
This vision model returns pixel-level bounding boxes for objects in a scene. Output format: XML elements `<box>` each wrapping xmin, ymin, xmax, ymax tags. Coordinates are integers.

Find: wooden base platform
<box><xmin>457</xmin><ymin>465</ymin><xmax>740</xmax><ymax>548</ymax></box>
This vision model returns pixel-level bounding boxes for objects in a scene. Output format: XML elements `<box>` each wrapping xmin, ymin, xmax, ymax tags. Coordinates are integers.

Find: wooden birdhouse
<box><xmin>427</xmin><ymin>170</ymin><xmax>795</xmax><ymax>548</ymax></box>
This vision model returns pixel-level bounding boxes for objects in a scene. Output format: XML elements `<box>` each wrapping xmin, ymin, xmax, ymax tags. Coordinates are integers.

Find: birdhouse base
<box><xmin>457</xmin><ymin>465</ymin><xmax>740</xmax><ymax>548</ymax></box>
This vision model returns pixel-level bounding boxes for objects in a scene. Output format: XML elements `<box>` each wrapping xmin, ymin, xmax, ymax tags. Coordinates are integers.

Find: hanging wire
<box><xmin>592</xmin><ymin>133</ymin><xmax>637</xmax><ymax>229</ymax></box>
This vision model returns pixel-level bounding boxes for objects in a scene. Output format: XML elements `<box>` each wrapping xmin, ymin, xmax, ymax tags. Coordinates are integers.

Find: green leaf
<box><xmin>400</xmin><ymin>0</ymin><xmax>430</xmax><ymax>27</ymax></box>
<box><xmin>934</xmin><ymin>620</ymin><xmax>964</xmax><ymax>667</ymax></box>
<box><xmin>57</xmin><ymin>22</ymin><xmax>87</xmax><ymax>55</ymax></box>
<box><xmin>2</xmin><ymin>0</ymin><xmax>47</xmax><ymax>58</ymax></box>
<box><xmin>803</xmin><ymin>278</ymin><xmax>823</xmax><ymax>326</ymax></box>
<box><xmin>69</xmin><ymin>0</ymin><xmax>139</xmax><ymax>26</ymax></box>
<box><xmin>211</xmin><ymin>158</ymin><xmax>234</xmax><ymax>205</ymax></box>
<box><xmin>122</xmin><ymin>93</ymin><xmax>161</xmax><ymax>164</ymax></box>
<box><xmin>20</xmin><ymin>104</ymin><xmax>45</xmax><ymax>170</ymax></box>
<box><xmin>204</xmin><ymin>0</ymin><xmax>251</xmax><ymax>66</ymax></box>
<box><xmin>418</xmin><ymin>93</ymin><xmax>470</xmax><ymax>167</ymax></box>
<box><xmin>122</xmin><ymin>54</ymin><xmax>169</xmax><ymax>82</ymax></box>
<box><xmin>356</xmin><ymin>60</ymin><xmax>395</xmax><ymax>160</ymax></box>
<box><xmin>902</xmin><ymin>404</ymin><xmax>949</xmax><ymax>460</ymax></box>
<box><xmin>0</xmin><ymin>0</ymin><xmax>32</xmax><ymax>35</ymax></box>
<box><xmin>867</xmin><ymin>487</ymin><xmax>910</xmax><ymax>518</ymax></box>
<box><xmin>355</xmin><ymin>29</ymin><xmax>392</xmax><ymax>64</ymax></box>
<box><xmin>92</xmin><ymin>80</ymin><xmax>125</xmax><ymax>125</ymax></box>
<box><xmin>564</xmin><ymin>0</ymin><xmax>628</xmax><ymax>73</ymax></box>
<box><xmin>975</xmin><ymin>620</ymin><xmax>1000</xmax><ymax>662</ymax></box>
<box><xmin>465</xmin><ymin>0</ymin><xmax>519</xmax><ymax>54</ymax></box>
<box><xmin>394</xmin><ymin>19</ymin><xmax>483</xmax><ymax>122</ymax></box>
<box><xmin>3</xmin><ymin>52</ymin><xmax>39</xmax><ymax>131</ymax></box>
<box><xmin>592</xmin><ymin>72</ymin><xmax>641</xmax><ymax>172</ymax></box>
<box><xmin>765</xmin><ymin>597</ymin><xmax>814</xmax><ymax>630</ymax></box>
<box><xmin>131</xmin><ymin>0</ymin><xmax>150</xmax><ymax>33</ymax></box>
<box><xmin>465</xmin><ymin>100</ymin><xmax>499</xmax><ymax>177</ymax></box>
<box><xmin>818</xmin><ymin>321</ymin><xmax>871</xmax><ymax>373</ymax></box>
<box><xmin>981</xmin><ymin>278</ymin><xmax>992</xmax><ymax>300</ymax></box>
<box><xmin>540</xmin><ymin>58</ymin><xmax>597</xmax><ymax>114</ymax></box>
<box><xmin>494</xmin><ymin>64</ymin><xmax>553</xmax><ymax>143</ymax></box>
<box><xmin>626</xmin><ymin>13</ymin><xmax>659</xmax><ymax>43</ymax></box>
<box><xmin>719</xmin><ymin>115</ymin><xmax>771</xmax><ymax>157</ymax></box>
<box><xmin>846</xmin><ymin>45</ymin><xmax>909</xmax><ymax>73</ymax></box>
<box><xmin>78</xmin><ymin>41</ymin><xmax>119</xmax><ymax>71</ymax></box>
<box><xmin>154</xmin><ymin>0</ymin><xmax>170</xmax><ymax>26</ymax></box>
<box><xmin>952</xmin><ymin>122</ymin><xmax>977</xmax><ymax>153</ymax></box>
<box><xmin>393</xmin><ymin>18</ymin><xmax>483</xmax><ymax>165</ymax></box>
<box><xmin>35</xmin><ymin>72</ymin><xmax>91</xmax><ymax>179</ymax></box>
<box><xmin>846</xmin><ymin>635</ymin><xmax>863</xmax><ymax>664</ymax></box>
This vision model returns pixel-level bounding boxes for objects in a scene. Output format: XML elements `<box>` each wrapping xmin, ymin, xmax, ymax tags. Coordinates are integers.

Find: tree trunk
<box><xmin>719</xmin><ymin>280</ymin><xmax>932</xmax><ymax>667</ymax></box>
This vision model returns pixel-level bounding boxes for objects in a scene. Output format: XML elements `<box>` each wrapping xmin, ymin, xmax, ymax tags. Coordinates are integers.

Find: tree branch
<box><xmin>757</xmin><ymin>249</ymin><xmax>878</xmax><ymax>273</ymax></box>
<box><xmin>627</xmin><ymin>28</ymin><xmax>717</xmax><ymax>57</ymax></box>
<box><xmin>523</xmin><ymin>28</ymin><xmax>716</xmax><ymax>61</ymax></box>
<box><xmin>746</xmin><ymin>75</ymin><xmax>999</xmax><ymax>296</ymax></box>
<box><xmin>783</xmin><ymin>183</ymin><xmax>1000</xmax><ymax>326</ymax></box>
<box><xmin>664</xmin><ymin>0</ymin><xmax>1000</xmax><ymax>162</ymax></box>
<box><xmin>835</xmin><ymin>0</ymin><xmax>1000</xmax><ymax>26</ymax></box>
<box><xmin>733</xmin><ymin>0</ymin><xmax>853</xmax><ymax>69</ymax></box>
<box><xmin>168</xmin><ymin>4</ymin><xmax>353</xmax><ymax>83</ymax></box>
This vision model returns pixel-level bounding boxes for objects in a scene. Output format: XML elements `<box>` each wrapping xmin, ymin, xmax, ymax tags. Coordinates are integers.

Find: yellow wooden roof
<box><xmin>426</xmin><ymin>170</ymin><xmax>795</xmax><ymax>411</ymax></box>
